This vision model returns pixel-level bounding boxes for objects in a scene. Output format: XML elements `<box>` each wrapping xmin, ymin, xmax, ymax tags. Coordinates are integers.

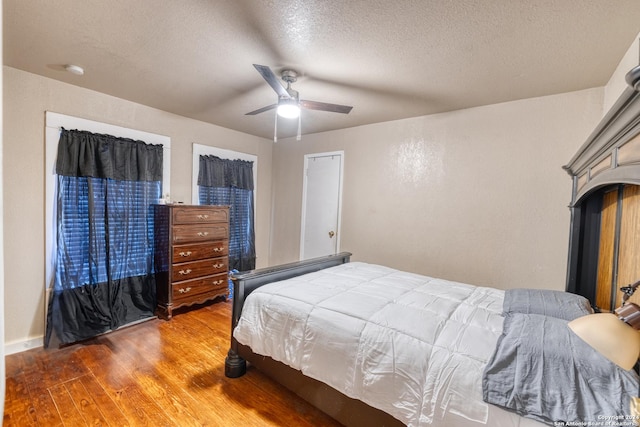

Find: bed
<box><xmin>225</xmin><ymin>253</ymin><xmax>639</xmax><ymax>427</ymax></box>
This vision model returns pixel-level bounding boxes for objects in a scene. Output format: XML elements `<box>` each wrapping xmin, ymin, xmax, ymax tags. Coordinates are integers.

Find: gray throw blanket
<box><xmin>483</xmin><ymin>312</ymin><xmax>639</xmax><ymax>425</ymax></box>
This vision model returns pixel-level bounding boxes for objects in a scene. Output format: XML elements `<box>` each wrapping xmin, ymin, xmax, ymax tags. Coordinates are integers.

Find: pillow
<box><xmin>483</xmin><ymin>313</ymin><xmax>639</xmax><ymax>425</ymax></box>
<box><xmin>503</xmin><ymin>288</ymin><xmax>593</xmax><ymax>321</ymax></box>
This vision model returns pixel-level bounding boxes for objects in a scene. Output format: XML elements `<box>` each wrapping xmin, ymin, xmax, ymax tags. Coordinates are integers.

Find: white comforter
<box><xmin>233</xmin><ymin>262</ymin><xmax>536</xmax><ymax>427</ymax></box>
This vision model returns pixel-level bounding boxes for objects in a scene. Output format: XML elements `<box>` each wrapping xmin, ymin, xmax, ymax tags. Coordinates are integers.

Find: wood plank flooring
<box><xmin>4</xmin><ymin>299</ymin><xmax>342</xmax><ymax>426</ymax></box>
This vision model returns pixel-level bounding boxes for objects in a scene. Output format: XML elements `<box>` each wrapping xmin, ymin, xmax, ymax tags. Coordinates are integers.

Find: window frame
<box><xmin>45</xmin><ymin>112</ymin><xmax>170</xmax><ymax>320</ymax></box>
<box><xmin>191</xmin><ymin>143</ymin><xmax>257</xmax><ymax>205</ymax></box>
<box><xmin>192</xmin><ymin>143</ymin><xmax>258</xmax><ymax>269</ymax></box>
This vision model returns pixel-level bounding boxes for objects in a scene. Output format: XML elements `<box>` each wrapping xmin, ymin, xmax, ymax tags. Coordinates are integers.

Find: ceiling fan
<box><xmin>246</xmin><ymin>64</ymin><xmax>353</xmax><ymax>141</ymax></box>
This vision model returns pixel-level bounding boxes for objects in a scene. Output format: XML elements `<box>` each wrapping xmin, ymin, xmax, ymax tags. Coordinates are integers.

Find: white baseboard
<box><xmin>5</xmin><ymin>337</ymin><xmax>43</xmax><ymax>355</ymax></box>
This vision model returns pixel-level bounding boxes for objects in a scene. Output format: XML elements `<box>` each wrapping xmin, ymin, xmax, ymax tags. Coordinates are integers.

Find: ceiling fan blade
<box><xmin>253</xmin><ymin>64</ymin><xmax>290</xmax><ymax>98</ymax></box>
<box><xmin>300</xmin><ymin>100</ymin><xmax>353</xmax><ymax>114</ymax></box>
<box><xmin>245</xmin><ymin>103</ymin><xmax>277</xmax><ymax>115</ymax></box>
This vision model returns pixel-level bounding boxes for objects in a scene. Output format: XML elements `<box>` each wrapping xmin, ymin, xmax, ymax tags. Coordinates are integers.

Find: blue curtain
<box><xmin>198</xmin><ymin>155</ymin><xmax>256</xmax><ymax>271</ymax></box>
<box><xmin>45</xmin><ymin>129</ymin><xmax>163</xmax><ymax>347</ymax></box>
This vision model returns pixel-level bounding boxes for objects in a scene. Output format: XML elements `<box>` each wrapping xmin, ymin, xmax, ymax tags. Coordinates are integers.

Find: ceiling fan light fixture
<box><xmin>277</xmin><ymin>98</ymin><xmax>300</xmax><ymax>119</ymax></box>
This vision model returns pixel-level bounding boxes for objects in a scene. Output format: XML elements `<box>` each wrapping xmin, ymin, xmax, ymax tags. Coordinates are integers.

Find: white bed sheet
<box><xmin>233</xmin><ymin>262</ymin><xmax>545</xmax><ymax>427</ymax></box>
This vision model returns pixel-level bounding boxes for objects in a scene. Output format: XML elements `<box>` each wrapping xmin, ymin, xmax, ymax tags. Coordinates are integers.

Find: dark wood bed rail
<box><xmin>224</xmin><ymin>252</ymin><xmax>352</xmax><ymax>378</ymax></box>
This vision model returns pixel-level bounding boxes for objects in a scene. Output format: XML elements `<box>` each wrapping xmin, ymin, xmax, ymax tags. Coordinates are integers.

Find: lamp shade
<box><xmin>568</xmin><ymin>313</ymin><xmax>640</xmax><ymax>370</ymax></box>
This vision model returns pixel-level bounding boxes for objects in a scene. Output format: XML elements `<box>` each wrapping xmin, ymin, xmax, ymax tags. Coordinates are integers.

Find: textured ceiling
<box><xmin>5</xmin><ymin>0</ymin><xmax>640</xmax><ymax>140</ymax></box>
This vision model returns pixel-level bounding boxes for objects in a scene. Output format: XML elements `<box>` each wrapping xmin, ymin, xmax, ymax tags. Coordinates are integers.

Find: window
<box><xmin>56</xmin><ymin>177</ymin><xmax>160</xmax><ymax>288</ymax></box>
<box><xmin>45</xmin><ymin>113</ymin><xmax>170</xmax><ymax>346</ymax></box>
<box><xmin>192</xmin><ymin>144</ymin><xmax>257</xmax><ymax>271</ymax></box>
<box><xmin>45</xmin><ymin>113</ymin><xmax>171</xmax><ymax>292</ymax></box>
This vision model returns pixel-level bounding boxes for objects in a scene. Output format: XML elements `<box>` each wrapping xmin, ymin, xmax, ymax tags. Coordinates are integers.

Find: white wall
<box><xmin>3</xmin><ymin>66</ymin><xmax>272</xmax><ymax>352</ymax></box>
<box><xmin>269</xmin><ymin>88</ymin><xmax>604</xmax><ymax>291</ymax></box>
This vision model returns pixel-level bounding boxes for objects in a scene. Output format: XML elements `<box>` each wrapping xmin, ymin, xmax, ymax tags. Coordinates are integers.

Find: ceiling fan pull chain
<box><xmin>297</xmin><ymin>112</ymin><xmax>302</xmax><ymax>141</ymax></box>
<box><xmin>273</xmin><ymin>112</ymin><xmax>278</xmax><ymax>143</ymax></box>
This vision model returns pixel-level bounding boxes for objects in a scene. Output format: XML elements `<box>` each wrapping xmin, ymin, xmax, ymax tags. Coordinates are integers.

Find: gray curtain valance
<box><xmin>55</xmin><ymin>128</ymin><xmax>163</xmax><ymax>181</ymax></box>
<box><xmin>198</xmin><ymin>155</ymin><xmax>254</xmax><ymax>190</ymax></box>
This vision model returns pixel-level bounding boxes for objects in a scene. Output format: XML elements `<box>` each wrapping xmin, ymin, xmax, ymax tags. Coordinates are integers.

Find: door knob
<box><xmin>328</xmin><ymin>231</ymin><xmax>335</xmax><ymax>238</ymax></box>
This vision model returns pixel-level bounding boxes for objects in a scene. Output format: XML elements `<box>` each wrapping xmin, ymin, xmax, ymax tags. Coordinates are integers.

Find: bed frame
<box><xmin>224</xmin><ymin>252</ymin><xmax>405</xmax><ymax>427</ymax></box>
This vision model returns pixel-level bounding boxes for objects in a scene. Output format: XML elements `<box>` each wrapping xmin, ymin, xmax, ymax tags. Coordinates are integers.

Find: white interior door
<box><xmin>300</xmin><ymin>152</ymin><xmax>343</xmax><ymax>260</ymax></box>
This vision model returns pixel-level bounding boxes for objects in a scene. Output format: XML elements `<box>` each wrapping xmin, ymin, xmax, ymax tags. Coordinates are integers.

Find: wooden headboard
<box><xmin>565</xmin><ymin>65</ymin><xmax>640</xmax><ymax>311</ymax></box>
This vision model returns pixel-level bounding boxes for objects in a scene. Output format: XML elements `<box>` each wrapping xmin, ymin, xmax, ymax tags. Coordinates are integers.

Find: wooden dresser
<box><xmin>153</xmin><ymin>204</ymin><xmax>229</xmax><ymax>319</ymax></box>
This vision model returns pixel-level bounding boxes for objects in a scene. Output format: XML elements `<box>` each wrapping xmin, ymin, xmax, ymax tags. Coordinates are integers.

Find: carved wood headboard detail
<box><xmin>564</xmin><ymin>68</ymin><xmax>640</xmax><ymax>205</ymax></box>
<box><xmin>565</xmin><ymin>65</ymin><xmax>640</xmax><ymax>309</ymax></box>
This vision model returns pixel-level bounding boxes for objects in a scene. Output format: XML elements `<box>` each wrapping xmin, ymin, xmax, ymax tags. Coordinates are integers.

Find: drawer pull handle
<box><xmin>197</xmin><ymin>231</ymin><xmax>209</xmax><ymax>237</ymax></box>
<box><xmin>179</xmin><ymin>251</ymin><xmax>192</xmax><ymax>257</ymax></box>
<box><xmin>178</xmin><ymin>287</ymin><xmax>192</xmax><ymax>294</ymax></box>
<box><xmin>197</xmin><ymin>214</ymin><xmax>209</xmax><ymax>220</ymax></box>
<box><xmin>212</xmin><ymin>280</ymin><xmax>225</xmax><ymax>285</ymax></box>
<box><xmin>213</xmin><ymin>263</ymin><xmax>224</xmax><ymax>269</ymax></box>
<box><xmin>214</xmin><ymin>247</ymin><xmax>225</xmax><ymax>252</ymax></box>
<box><xmin>178</xmin><ymin>269</ymin><xmax>192</xmax><ymax>275</ymax></box>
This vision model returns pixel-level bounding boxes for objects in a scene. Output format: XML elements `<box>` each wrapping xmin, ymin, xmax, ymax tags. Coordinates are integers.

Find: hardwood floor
<box><xmin>4</xmin><ymin>299</ymin><xmax>342</xmax><ymax>426</ymax></box>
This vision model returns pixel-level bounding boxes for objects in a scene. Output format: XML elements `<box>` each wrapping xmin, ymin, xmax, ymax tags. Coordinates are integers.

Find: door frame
<box><xmin>299</xmin><ymin>151</ymin><xmax>345</xmax><ymax>260</ymax></box>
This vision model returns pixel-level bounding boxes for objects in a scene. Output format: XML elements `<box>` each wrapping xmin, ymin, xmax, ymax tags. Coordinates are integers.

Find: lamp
<box><xmin>277</xmin><ymin>97</ymin><xmax>300</xmax><ymax>119</ymax></box>
<box><xmin>568</xmin><ymin>280</ymin><xmax>640</xmax><ymax>370</ymax></box>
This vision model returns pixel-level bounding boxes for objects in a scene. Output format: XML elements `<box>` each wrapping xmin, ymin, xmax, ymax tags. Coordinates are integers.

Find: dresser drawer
<box><xmin>172</xmin><ymin>224</ymin><xmax>228</xmax><ymax>243</ymax></box>
<box><xmin>171</xmin><ymin>257</ymin><xmax>228</xmax><ymax>282</ymax></box>
<box><xmin>172</xmin><ymin>206</ymin><xmax>229</xmax><ymax>224</ymax></box>
<box><xmin>172</xmin><ymin>241</ymin><xmax>228</xmax><ymax>263</ymax></box>
<box><xmin>172</xmin><ymin>273</ymin><xmax>228</xmax><ymax>302</ymax></box>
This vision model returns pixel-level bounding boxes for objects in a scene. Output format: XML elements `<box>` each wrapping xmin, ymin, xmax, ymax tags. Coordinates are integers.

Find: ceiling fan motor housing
<box><xmin>281</xmin><ymin>69</ymin><xmax>298</xmax><ymax>84</ymax></box>
<box><xmin>281</xmin><ymin>70</ymin><xmax>299</xmax><ymax>99</ymax></box>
